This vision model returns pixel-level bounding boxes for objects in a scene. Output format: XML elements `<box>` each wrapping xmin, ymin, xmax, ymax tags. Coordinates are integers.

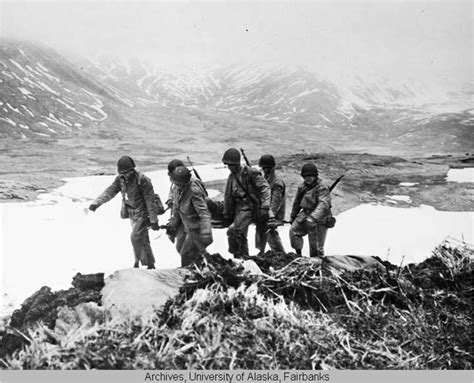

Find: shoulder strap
<box><xmin>119</xmin><ymin>177</ymin><xmax>127</xmax><ymax>200</ymax></box>
<box><xmin>232</xmin><ymin>172</ymin><xmax>251</xmax><ymax>199</ymax></box>
<box><xmin>133</xmin><ymin>171</ymin><xmax>147</xmax><ymax>202</ymax></box>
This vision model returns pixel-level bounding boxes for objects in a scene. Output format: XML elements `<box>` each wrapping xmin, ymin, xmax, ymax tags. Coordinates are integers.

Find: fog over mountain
<box><xmin>0</xmin><ymin>1</ymin><xmax>472</xmax><ymax>180</ymax></box>
<box><xmin>2</xmin><ymin>1</ymin><xmax>471</xmax><ymax>88</ymax></box>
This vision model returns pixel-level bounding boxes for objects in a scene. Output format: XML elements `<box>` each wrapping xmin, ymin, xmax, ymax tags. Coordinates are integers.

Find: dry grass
<box><xmin>2</xmin><ymin>240</ymin><xmax>472</xmax><ymax>369</ymax></box>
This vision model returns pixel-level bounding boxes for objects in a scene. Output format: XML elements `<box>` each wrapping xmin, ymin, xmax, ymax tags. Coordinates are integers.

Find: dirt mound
<box><xmin>2</xmin><ymin>242</ymin><xmax>472</xmax><ymax>369</ymax></box>
<box><xmin>0</xmin><ymin>273</ymin><xmax>104</xmax><ymax>359</ymax></box>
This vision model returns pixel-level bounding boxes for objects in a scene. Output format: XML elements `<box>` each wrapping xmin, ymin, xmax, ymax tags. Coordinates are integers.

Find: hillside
<box><xmin>1</xmin><ymin>241</ymin><xmax>472</xmax><ymax>369</ymax></box>
<box><xmin>0</xmin><ymin>39</ymin><xmax>473</xmax><ymax>203</ymax></box>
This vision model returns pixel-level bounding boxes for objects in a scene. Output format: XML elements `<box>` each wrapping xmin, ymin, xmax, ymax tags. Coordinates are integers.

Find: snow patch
<box><xmin>386</xmin><ymin>195</ymin><xmax>412</xmax><ymax>203</ymax></box>
<box><xmin>447</xmin><ymin>168</ymin><xmax>474</xmax><ymax>183</ymax></box>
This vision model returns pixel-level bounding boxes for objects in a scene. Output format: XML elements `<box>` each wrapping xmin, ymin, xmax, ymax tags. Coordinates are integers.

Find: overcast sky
<box><xmin>1</xmin><ymin>1</ymin><xmax>472</xmax><ymax>87</ymax></box>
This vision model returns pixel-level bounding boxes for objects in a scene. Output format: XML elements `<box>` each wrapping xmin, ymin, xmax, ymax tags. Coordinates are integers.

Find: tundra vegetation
<box><xmin>1</xmin><ymin>240</ymin><xmax>472</xmax><ymax>370</ymax></box>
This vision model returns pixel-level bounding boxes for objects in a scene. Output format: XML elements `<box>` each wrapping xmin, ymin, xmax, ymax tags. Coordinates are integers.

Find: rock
<box><xmin>0</xmin><ymin>272</ymin><xmax>104</xmax><ymax>359</ymax></box>
<box><xmin>101</xmin><ymin>268</ymin><xmax>191</xmax><ymax>323</ymax></box>
<box><xmin>241</xmin><ymin>260</ymin><xmax>263</xmax><ymax>275</ymax></box>
<box><xmin>71</xmin><ymin>273</ymin><xmax>105</xmax><ymax>290</ymax></box>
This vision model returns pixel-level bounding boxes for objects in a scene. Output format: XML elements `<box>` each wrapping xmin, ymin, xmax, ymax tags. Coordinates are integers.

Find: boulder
<box><xmin>101</xmin><ymin>268</ymin><xmax>191</xmax><ymax>322</ymax></box>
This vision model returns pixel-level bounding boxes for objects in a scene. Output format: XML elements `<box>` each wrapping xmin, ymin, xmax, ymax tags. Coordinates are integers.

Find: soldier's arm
<box><xmin>140</xmin><ymin>176</ymin><xmax>158</xmax><ymax>224</ymax></box>
<box><xmin>253</xmin><ymin>171</ymin><xmax>271</xmax><ymax>209</ymax></box>
<box><xmin>290</xmin><ymin>185</ymin><xmax>303</xmax><ymax>220</ymax></box>
<box><xmin>93</xmin><ymin>176</ymin><xmax>121</xmax><ymax>207</ymax></box>
<box><xmin>270</xmin><ymin>181</ymin><xmax>285</xmax><ymax>215</ymax></box>
<box><xmin>309</xmin><ymin>184</ymin><xmax>331</xmax><ymax>222</ymax></box>
<box><xmin>223</xmin><ymin>177</ymin><xmax>235</xmax><ymax>220</ymax></box>
<box><xmin>191</xmin><ymin>184</ymin><xmax>212</xmax><ymax>232</ymax></box>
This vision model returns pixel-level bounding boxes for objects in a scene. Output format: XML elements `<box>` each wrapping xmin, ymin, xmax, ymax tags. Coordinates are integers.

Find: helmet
<box><xmin>259</xmin><ymin>154</ymin><xmax>275</xmax><ymax>168</ymax></box>
<box><xmin>222</xmin><ymin>148</ymin><xmax>241</xmax><ymax>165</ymax></box>
<box><xmin>301</xmin><ymin>163</ymin><xmax>318</xmax><ymax>177</ymax></box>
<box><xmin>170</xmin><ymin>166</ymin><xmax>191</xmax><ymax>185</ymax></box>
<box><xmin>117</xmin><ymin>156</ymin><xmax>135</xmax><ymax>174</ymax></box>
<box><xmin>167</xmin><ymin>159</ymin><xmax>184</xmax><ymax>174</ymax></box>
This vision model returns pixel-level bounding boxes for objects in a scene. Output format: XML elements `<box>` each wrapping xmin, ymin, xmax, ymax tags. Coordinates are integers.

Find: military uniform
<box><xmin>257</xmin><ymin>171</ymin><xmax>286</xmax><ymax>253</ymax></box>
<box><xmin>170</xmin><ymin>178</ymin><xmax>212</xmax><ymax>267</ymax></box>
<box><xmin>289</xmin><ymin>178</ymin><xmax>332</xmax><ymax>257</ymax></box>
<box><xmin>223</xmin><ymin>165</ymin><xmax>271</xmax><ymax>257</ymax></box>
<box><xmin>92</xmin><ymin>171</ymin><xmax>158</xmax><ymax>267</ymax></box>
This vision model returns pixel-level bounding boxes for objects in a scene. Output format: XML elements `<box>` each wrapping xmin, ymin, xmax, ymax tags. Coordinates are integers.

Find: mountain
<box><xmin>0</xmin><ymin>39</ymin><xmax>128</xmax><ymax>139</ymax></box>
<box><xmin>1</xmin><ymin>39</ymin><xmax>472</xmax><ymax>156</ymax></box>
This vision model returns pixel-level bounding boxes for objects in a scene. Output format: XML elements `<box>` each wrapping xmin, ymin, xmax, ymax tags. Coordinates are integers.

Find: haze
<box><xmin>1</xmin><ymin>1</ymin><xmax>472</xmax><ymax>88</ymax></box>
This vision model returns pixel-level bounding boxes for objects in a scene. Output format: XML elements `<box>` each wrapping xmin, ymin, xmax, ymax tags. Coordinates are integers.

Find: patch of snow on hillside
<box><xmin>45</xmin><ymin>113</ymin><xmax>70</xmax><ymax>128</ymax></box>
<box><xmin>6</xmin><ymin>103</ymin><xmax>20</xmax><ymax>113</ymax></box>
<box><xmin>36</xmin><ymin>64</ymin><xmax>60</xmax><ymax>82</ymax></box>
<box><xmin>37</xmin><ymin>80</ymin><xmax>59</xmax><ymax>95</ymax></box>
<box><xmin>20</xmin><ymin>105</ymin><xmax>34</xmax><ymax>117</ymax></box>
<box><xmin>2</xmin><ymin>70</ymin><xmax>14</xmax><ymax>80</ymax></box>
<box><xmin>0</xmin><ymin>117</ymin><xmax>16</xmax><ymax>126</ymax></box>
<box><xmin>386</xmin><ymin>195</ymin><xmax>412</xmax><ymax>203</ymax></box>
<box><xmin>288</xmin><ymin>88</ymin><xmax>320</xmax><ymax>103</ymax></box>
<box><xmin>8</xmin><ymin>59</ymin><xmax>30</xmax><ymax>76</ymax></box>
<box><xmin>319</xmin><ymin>113</ymin><xmax>331</xmax><ymax>123</ymax></box>
<box><xmin>18</xmin><ymin>87</ymin><xmax>33</xmax><ymax>96</ymax></box>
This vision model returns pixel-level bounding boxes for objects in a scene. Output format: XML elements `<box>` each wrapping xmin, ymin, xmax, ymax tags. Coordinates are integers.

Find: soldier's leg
<box><xmin>179</xmin><ymin>231</ymin><xmax>201</xmax><ymax>267</ymax></box>
<box><xmin>289</xmin><ymin>218</ymin><xmax>308</xmax><ymax>255</ymax></box>
<box><xmin>308</xmin><ymin>224</ymin><xmax>328</xmax><ymax>257</ymax></box>
<box><xmin>267</xmin><ymin>228</ymin><xmax>285</xmax><ymax>253</ymax></box>
<box><xmin>227</xmin><ymin>210</ymin><xmax>253</xmax><ymax>257</ymax></box>
<box><xmin>130</xmin><ymin>216</ymin><xmax>151</xmax><ymax>266</ymax></box>
<box><xmin>255</xmin><ymin>223</ymin><xmax>267</xmax><ymax>254</ymax></box>
<box><xmin>175</xmin><ymin>224</ymin><xmax>186</xmax><ymax>254</ymax></box>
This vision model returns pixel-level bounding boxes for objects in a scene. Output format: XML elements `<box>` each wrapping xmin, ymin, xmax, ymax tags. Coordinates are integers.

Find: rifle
<box><xmin>187</xmin><ymin>155</ymin><xmax>208</xmax><ymax>196</ymax></box>
<box><xmin>240</xmin><ymin>148</ymin><xmax>252</xmax><ymax>167</ymax></box>
<box><xmin>187</xmin><ymin>156</ymin><xmax>202</xmax><ymax>181</ymax></box>
<box><xmin>329</xmin><ymin>174</ymin><xmax>344</xmax><ymax>192</ymax></box>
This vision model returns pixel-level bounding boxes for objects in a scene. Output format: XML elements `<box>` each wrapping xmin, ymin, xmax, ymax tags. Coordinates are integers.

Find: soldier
<box><xmin>166</xmin><ymin>159</ymin><xmax>186</xmax><ymax>253</ymax></box>
<box><xmin>256</xmin><ymin>154</ymin><xmax>286</xmax><ymax>254</ymax></box>
<box><xmin>222</xmin><ymin>148</ymin><xmax>271</xmax><ymax>258</ymax></box>
<box><xmin>89</xmin><ymin>156</ymin><xmax>160</xmax><ymax>269</ymax></box>
<box><xmin>167</xmin><ymin>166</ymin><xmax>213</xmax><ymax>267</ymax></box>
<box><xmin>289</xmin><ymin>163</ymin><xmax>332</xmax><ymax>258</ymax></box>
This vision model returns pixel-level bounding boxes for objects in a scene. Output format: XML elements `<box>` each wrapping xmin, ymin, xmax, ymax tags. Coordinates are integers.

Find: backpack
<box><xmin>120</xmin><ymin>172</ymin><xmax>165</xmax><ymax>219</ymax></box>
<box><xmin>137</xmin><ymin>172</ymin><xmax>165</xmax><ymax>216</ymax></box>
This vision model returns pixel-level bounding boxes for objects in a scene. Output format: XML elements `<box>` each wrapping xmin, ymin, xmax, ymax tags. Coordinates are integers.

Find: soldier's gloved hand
<box><xmin>166</xmin><ymin>223</ymin><xmax>177</xmax><ymax>237</ymax></box>
<box><xmin>222</xmin><ymin>215</ymin><xmax>233</xmax><ymax>228</ymax></box>
<box><xmin>165</xmin><ymin>223</ymin><xmax>177</xmax><ymax>243</ymax></box>
<box><xmin>89</xmin><ymin>203</ymin><xmax>99</xmax><ymax>212</ymax></box>
<box><xmin>267</xmin><ymin>217</ymin><xmax>278</xmax><ymax>229</ymax></box>
<box><xmin>201</xmin><ymin>229</ymin><xmax>213</xmax><ymax>247</ymax></box>
<box><xmin>258</xmin><ymin>207</ymin><xmax>270</xmax><ymax>223</ymax></box>
<box><xmin>150</xmin><ymin>222</ymin><xmax>160</xmax><ymax>231</ymax></box>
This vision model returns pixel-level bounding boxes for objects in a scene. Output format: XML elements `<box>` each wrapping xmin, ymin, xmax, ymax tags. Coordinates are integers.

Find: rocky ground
<box><xmin>205</xmin><ymin>152</ymin><xmax>474</xmax><ymax>216</ymax></box>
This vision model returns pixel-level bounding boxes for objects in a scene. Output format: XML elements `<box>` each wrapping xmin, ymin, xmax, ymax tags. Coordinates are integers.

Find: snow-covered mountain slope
<box><xmin>84</xmin><ymin>56</ymin><xmax>474</xmax><ymax>141</ymax></box>
<box><xmin>1</xmin><ymin>40</ymin><xmax>472</xmax><ymax>154</ymax></box>
<box><xmin>0</xmin><ymin>39</ymin><xmax>128</xmax><ymax>139</ymax></box>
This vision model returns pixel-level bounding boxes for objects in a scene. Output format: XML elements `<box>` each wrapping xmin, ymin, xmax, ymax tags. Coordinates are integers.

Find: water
<box><xmin>1</xmin><ymin>165</ymin><xmax>473</xmax><ymax>316</ymax></box>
